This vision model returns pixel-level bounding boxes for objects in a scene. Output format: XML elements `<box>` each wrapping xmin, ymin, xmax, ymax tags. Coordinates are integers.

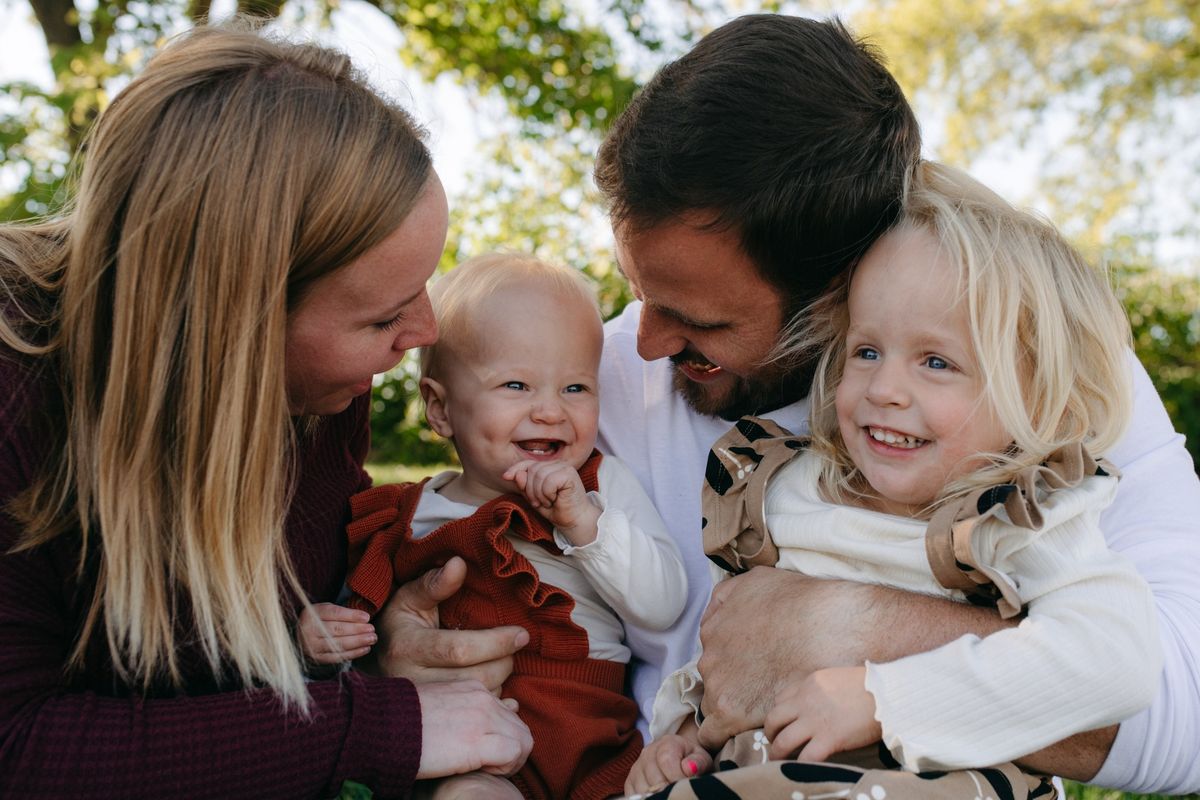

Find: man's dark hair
<box><xmin>595</xmin><ymin>14</ymin><xmax>921</xmax><ymax>313</ymax></box>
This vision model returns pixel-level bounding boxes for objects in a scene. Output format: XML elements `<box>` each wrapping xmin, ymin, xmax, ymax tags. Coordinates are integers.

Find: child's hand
<box><xmin>764</xmin><ymin>666</ymin><xmax>881</xmax><ymax>761</ymax></box>
<box><xmin>503</xmin><ymin>460</ymin><xmax>600</xmax><ymax>546</ymax></box>
<box><xmin>624</xmin><ymin>730</ymin><xmax>712</xmax><ymax>796</ymax></box>
<box><xmin>298</xmin><ymin>602</ymin><xmax>377</xmax><ymax>665</ymax></box>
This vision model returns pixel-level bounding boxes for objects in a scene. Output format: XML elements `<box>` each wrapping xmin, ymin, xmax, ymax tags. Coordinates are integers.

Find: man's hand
<box><xmin>360</xmin><ymin>556</ymin><xmax>529</xmax><ymax>692</ymax></box>
<box><xmin>415</xmin><ymin>680</ymin><xmax>533</xmax><ymax>779</ymax></box>
<box><xmin>764</xmin><ymin>666</ymin><xmax>881</xmax><ymax>762</ymax></box>
<box><xmin>696</xmin><ymin>568</ymin><xmax>875</xmax><ymax>749</ymax></box>
<box><xmin>503</xmin><ymin>460</ymin><xmax>601</xmax><ymax>546</ymax></box>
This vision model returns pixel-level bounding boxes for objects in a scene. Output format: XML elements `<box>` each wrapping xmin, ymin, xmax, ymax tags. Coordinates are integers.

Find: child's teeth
<box><xmin>869</xmin><ymin>427</ymin><xmax>926</xmax><ymax>448</ymax></box>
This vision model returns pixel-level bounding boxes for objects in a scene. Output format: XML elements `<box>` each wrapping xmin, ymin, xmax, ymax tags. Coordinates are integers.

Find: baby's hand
<box><xmin>503</xmin><ymin>460</ymin><xmax>600</xmax><ymax>546</ymax></box>
<box><xmin>764</xmin><ymin>666</ymin><xmax>881</xmax><ymax>762</ymax></box>
<box><xmin>625</xmin><ymin>731</ymin><xmax>713</xmax><ymax>796</ymax></box>
<box><xmin>298</xmin><ymin>602</ymin><xmax>377</xmax><ymax>666</ymax></box>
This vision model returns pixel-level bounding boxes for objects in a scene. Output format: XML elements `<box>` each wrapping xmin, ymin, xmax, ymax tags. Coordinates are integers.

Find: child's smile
<box><xmin>421</xmin><ymin>281</ymin><xmax>602</xmax><ymax>506</ymax></box>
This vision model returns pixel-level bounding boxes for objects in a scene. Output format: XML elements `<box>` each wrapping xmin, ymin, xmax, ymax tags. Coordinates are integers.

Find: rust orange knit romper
<box><xmin>344</xmin><ymin>452</ymin><xmax>641</xmax><ymax>799</ymax></box>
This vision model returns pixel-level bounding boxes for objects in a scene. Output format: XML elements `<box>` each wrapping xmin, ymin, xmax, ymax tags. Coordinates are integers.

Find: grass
<box><xmin>364</xmin><ymin>461</ymin><xmax>453</xmax><ymax>485</ymax></box>
<box><xmin>1064</xmin><ymin>784</ymin><xmax>1198</xmax><ymax>800</ymax></box>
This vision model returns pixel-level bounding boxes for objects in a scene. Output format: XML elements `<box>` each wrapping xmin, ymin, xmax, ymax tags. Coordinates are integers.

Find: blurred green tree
<box><xmin>5</xmin><ymin>0</ymin><xmax>1198</xmax><ymax>473</ymax></box>
<box><xmin>853</xmin><ymin>0</ymin><xmax>1200</xmax><ymax>260</ymax></box>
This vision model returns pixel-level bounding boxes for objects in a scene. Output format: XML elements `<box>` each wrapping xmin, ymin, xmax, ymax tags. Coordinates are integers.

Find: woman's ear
<box><xmin>420</xmin><ymin>376</ymin><xmax>453</xmax><ymax>438</ymax></box>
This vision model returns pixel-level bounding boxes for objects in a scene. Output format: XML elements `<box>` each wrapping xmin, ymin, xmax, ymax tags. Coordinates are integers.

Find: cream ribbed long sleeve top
<box><xmin>652</xmin><ymin>448</ymin><xmax>1161</xmax><ymax>772</ymax></box>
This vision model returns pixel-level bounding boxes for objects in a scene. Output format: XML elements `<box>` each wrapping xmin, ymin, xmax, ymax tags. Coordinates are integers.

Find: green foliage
<box><xmin>368</xmin><ymin>362</ymin><xmax>454</xmax><ymax>464</ymax></box>
<box><xmin>385</xmin><ymin>0</ymin><xmax>641</xmax><ymax>133</ymax></box>
<box><xmin>1064</xmin><ymin>782</ymin><xmax>1200</xmax><ymax>800</ymax></box>
<box><xmin>1115</xmin><ymin>264</ymin><xmax>1200</xmax><ymax>473</ymax></box>
<box><xmin>853</xmin><ymin>0</ymin><xmax>1200</xmax><ymax>257</ymax></box>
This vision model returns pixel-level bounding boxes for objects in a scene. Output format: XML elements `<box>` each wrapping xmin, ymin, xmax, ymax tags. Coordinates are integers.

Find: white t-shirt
<box><xmin>598</xmin><ymin>300</ymin><xmax>1200</xmax><ymax>794</ymax></box>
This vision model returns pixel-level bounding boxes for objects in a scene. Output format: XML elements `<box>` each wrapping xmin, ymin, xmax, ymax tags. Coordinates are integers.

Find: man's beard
<box><xmin>670</xmin><ymin>355</ymin><xmax>815</xmax><ymax>421</ymax></box>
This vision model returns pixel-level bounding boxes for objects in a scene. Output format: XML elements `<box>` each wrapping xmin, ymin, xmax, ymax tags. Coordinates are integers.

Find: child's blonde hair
<box><xmin>421</xmin><ymin>252</ymin><xmax>602</xmax><ymax>380</ymax></box>
<box><xmin>802</xmin><ymin>161</ymin><xmax>1132</xmax><ymax>513</ymax></box>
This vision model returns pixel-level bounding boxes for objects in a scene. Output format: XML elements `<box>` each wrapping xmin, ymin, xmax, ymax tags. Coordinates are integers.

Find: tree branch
<box><xmin>27</xmin><ymin>0</ymin><xmax>82</xmax><ymax>50</ymax></box>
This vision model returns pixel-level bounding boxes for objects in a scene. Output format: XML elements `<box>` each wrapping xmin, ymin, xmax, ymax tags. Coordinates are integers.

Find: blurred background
<box><xmin>2</xmin><ymin>0</ymin><xmax>1196</xmax><ymax>487</ymax></box>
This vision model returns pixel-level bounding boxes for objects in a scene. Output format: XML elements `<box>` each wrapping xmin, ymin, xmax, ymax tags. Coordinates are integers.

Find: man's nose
<box><xmin>636</xmin><ymin>306</ymin><xmax>688</xmax><ymax>362</ymax></box>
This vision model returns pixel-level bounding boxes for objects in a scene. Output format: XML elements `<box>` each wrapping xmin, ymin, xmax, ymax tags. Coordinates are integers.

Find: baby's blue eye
<box><xmin>564</xmin><ymin>384</ymin><xmax>588</xmax><ymax>394</ymax></box>
<box><xmin>502</xmin><ymin>381</ymin><xmax>526</xmax><ymax>391</ymax></box>
<box><xmin>925</xmin><ymin>356</ymin><xmax>949</xmax><ymax>370</ymax></box>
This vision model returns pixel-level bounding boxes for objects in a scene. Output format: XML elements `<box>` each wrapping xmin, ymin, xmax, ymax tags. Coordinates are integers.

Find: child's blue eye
<box><xmin>925</xmin><ymin>356</ymin><xmax>949</xmax><ymax>370</ymax></box>
<box><xmin>855</xmin><ymin>347</ymin><xmax>880</xmax><ymax>361</ymax></box>
<box><xmin>564</xmin><ymin>384</ymin><xmax>588</xmax><ymax>394</ymax></box>
<box><xmin>502</xmin><ymin>381</ymin><xmax>527</xmax><ymax>391</ymax></box>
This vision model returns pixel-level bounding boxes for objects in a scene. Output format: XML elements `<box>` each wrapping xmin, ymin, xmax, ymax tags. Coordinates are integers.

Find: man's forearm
<box><xmin>1016</xmin><ymin>726</ymin><xmax>1115</xmax><ymax>782</ymax></box>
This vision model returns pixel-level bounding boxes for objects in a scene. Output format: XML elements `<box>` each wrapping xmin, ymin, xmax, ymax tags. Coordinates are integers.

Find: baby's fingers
<box><xmin>502</xmin><ymin>461</ymin><xmax>534</xmax><ymax>488</ymax></box>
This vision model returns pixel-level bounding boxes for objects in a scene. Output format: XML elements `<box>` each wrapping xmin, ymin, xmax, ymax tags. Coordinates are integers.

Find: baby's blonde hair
<box><xmin>799</xmin><ymin>161</ymin><xmax>1132</xmax><ymax>514</ymax></box>
<box><xmin>421</xmin><ymin>252</ymin><xmax>602</xmax><ymax>380</ymax></box>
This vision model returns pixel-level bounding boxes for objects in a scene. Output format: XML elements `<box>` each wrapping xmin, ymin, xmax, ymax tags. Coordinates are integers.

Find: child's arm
<box><xmin>863</xmin><ymin>473</ymin><xmax>1162</xmax><ymax>772</ymax></box>
<box><xmin>298</xmin><ymin>602</ymin><xmax>377</xmax><ymax>665</ymax></box>
<box><xmin>510</xmin><ymin>455</ymin><xmax>688</xmax><ymax>631</ymax></box>
<box><xmin>625</xmin><ymin>717</ymin><xmax>713</xmax><ymax>796</ymax></box>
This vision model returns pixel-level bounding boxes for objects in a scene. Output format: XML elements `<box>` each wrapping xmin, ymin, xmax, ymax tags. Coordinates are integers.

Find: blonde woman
<box><xmin>0</xmin><ymin>24</ymin><xmax>530</xmax><ymax>798</ymax></box>
<box><xmin>627</xmin><ymin>162</ymin><xmax>1160</xmax><ymax>797</ymax></box>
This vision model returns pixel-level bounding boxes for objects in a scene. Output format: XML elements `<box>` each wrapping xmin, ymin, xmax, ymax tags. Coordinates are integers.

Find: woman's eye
<box><xmin>375</xmin><ymin>313</ymin><xmax>404</xmax><ymax>332</ymax></box>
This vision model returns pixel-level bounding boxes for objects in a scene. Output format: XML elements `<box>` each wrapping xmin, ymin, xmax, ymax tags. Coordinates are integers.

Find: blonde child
<box><xmin>303</xmin><ymin>253</ymin><xmax>687</xmax><ymax>800</ymax></box>
<box><xmin>626</xmin><ymin>162</ymin><xmax>1161</xmax><ymax>798</ymax></box>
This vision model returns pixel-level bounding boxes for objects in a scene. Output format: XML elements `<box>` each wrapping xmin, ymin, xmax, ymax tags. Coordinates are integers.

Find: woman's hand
<box><xmin>415</xmin><ymin>680</ymin><xmax>533</xmax><ymax>778</ymax></box>
<box><xmin>360</xmin><ymin>557</ymin><xmax>529</xmax><ymax>692</ymax></box>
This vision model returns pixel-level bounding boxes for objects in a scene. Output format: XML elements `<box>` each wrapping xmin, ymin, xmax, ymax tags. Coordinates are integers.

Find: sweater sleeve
<box><xmin>552</xmin><ymin>455</ymin><xmax>688</xmax><ymax>631</ymax></box>
<box><xmin>0</xmin><ymin>361</ymin><xmax>421</xmax><ymax>799</ymax></box>
<box><xmin>863</xmin><ymin>473</ymin><xmax>1162</xmax><ymax>772</ymax></box>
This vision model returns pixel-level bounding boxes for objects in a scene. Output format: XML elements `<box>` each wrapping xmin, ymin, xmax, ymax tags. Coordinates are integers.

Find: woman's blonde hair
<box><xmin>793</xmin><ymin>161</ymin><xmax>1132</xmax><ymax>514</ymax></box>
<box><xmin>420</xmin><ymin>252</ymin><xmax>601</xmax><ymax>380</ymax></box>
<box><xmin>0</xmin><ymin>22</ymin><xmax>431</xmax><ymax>710</ymax></box>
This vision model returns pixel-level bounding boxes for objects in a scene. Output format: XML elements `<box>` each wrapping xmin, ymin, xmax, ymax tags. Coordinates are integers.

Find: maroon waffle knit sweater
<box><xmin>0</xmin><ymin>350</ymin><xmax>422</xmax><ymax>799</ymax></box>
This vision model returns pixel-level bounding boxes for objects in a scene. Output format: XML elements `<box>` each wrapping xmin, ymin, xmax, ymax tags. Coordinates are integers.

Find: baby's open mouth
<box><xmin>867</xmin><ymin>426</ymin><xmax>928</xmax><ymax>449</ymax></box>
<box><xmin>517</xmin><ymin>440</ymin><xmax>564</xmax><ymax>456</ymax></box>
